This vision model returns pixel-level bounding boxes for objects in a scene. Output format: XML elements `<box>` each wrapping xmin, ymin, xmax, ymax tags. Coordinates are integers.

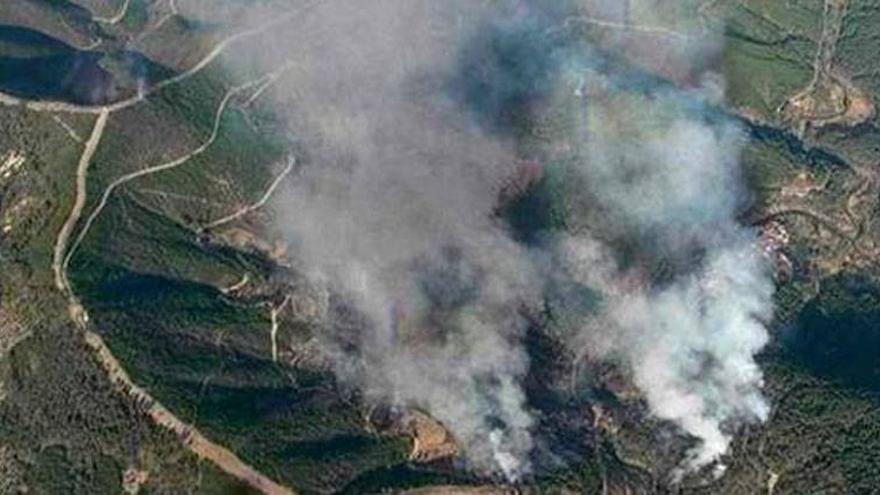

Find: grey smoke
<box><xmin>264</xmin><ymin>0</ymin><xmax>540</xmax><ymax>479</ymax></box>
<box><xmin>544</xmin><ymin>4</ymin><xmax>775</xmax><ymax>475</ymax></box>
<box><xmin>234</xmin><ymin>0</ymin><xmax>776</xmax><ymax>480</ymax></box>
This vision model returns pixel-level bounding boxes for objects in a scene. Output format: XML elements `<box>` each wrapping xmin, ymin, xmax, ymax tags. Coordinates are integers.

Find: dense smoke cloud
<box><xmin>246</xmin><ymin>0</ymin><xmax>774</xmax><ymax>480</ymax></box>
<box><xmin>542</xmin><ymin>2</ymin><xmax>774</xmax><ymax>474</ymax></box>
<box><xmin>556</xmin><ymin>72</ymin><xmax>774</xmax><ymax>474</ymax></box>
<box><xmin>265</xmin><ymin>0</ymin><xmax>539</xmax><ymax>479</ymax></box>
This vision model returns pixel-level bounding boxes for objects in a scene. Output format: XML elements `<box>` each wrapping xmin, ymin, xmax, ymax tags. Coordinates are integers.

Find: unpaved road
<box><xmin>63</xmin><ymin>81</ymin><xmax>251</xmax><ymax>271</ymax></box>
<box><xmin>68</xmin><ymin>59</ymin><xmax>298</xmax><ymax>266</ymax></box>
<box><xmin>49</xmin><ymin>84</ymin><xmax>297</xmax><ymax>495</ymax></box>
<box><xmin>202</xmin><ymin>156</ymin><xmax>296</xmax><ymax>231</ymax></box>
<box><xmin>0</xmin><ymin>6</ymin><xmax>308</xmax><ymax>115</ymax></box>
<box><xmin>94</xmin><ymin>0</ymin><xmax>131</xmax><ymax>24</ymax></box>
<box><xmin>84</xmin><ymin>330</ymin><xmax>295</xmax><ymax>495</ymax></box>
<box><xmin>53</xmin><ymin>109</ymin><xmax>109</xmax><ymax>293</ymax></box>
<box><xmin>41</xmin><ymin>7</ymin><xmax>307</xmax><ymax>493</ymax></box>
<box><xmin>269</xmin><ymin>296</ymin><xmax>291</xmax><ymax>363</ymax></box>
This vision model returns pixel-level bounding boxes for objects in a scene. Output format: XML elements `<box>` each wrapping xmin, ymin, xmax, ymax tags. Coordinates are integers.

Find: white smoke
<box><xmin>560</xmin><ymin>232</ymin><xmax>773</xmax><ymax>474</ymax></box>
<box><xmin>556</xmin><ymin>67</ymin><xmax>774</xmax><ymax>474</ymax></box>
<box><xmin>266</xmin><ymin>0</ymin><xmax>539</xmax><ymax>479</ymax></box>
<box><xmin>241</xmin><ymin>0</ymin><xmax>776</xmax><ymax>481</ymax></box>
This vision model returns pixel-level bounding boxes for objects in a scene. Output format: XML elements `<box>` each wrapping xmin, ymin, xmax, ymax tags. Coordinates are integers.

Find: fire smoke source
<box><xmin>267</xmin><ymin>0</ymin><xmax>540</xmax><ymax>479</ymax></box>
<box><xmin>545</xmin><ymin>3</ymin><xmax>775</xmax><ymax>476</ymax></box>
<box><xmin>252</xmin><ymin>0</ymin><xmax>775</xmax><ymax>480</ymax></box>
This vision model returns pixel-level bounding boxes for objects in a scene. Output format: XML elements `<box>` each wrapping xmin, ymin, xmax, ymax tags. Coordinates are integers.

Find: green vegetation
<box><xmin>4</xmin><ymin>1</ymin><xmax>880</xmax><ymax>493</ymax></box>
<box><xmin>72</xmin><ymin>192</ymin><xmax>267</xmax><ymax>291</ymax></box>
<box><xmin>836</xmin><ymin>0</ymin><xmax>880</xmax><ymax>99</ymax></box>
<box><xmin>740</xmin><ymin>123</ymin><xmax>851</xmax><ymax>208</ymax></box>
<box><xmin>720</xmin><ymin>0</ymin><xmax>820</xmax><ymax>120</ymax></box>
<box><xmin>0</xmin><ymin>15</ymin><xmax>282</xmax><ymax>493</ymax></box>
<box><xmin>0</xmin><ymin>107</ymin><xmax>83</xmax><ymax>285</ymax></box>
<box><xmin>68</xmin><ymin>188</ymin><xmax>413</xmax><ymax>492</ymax></box>
<box><xmin>0</xmin><ymin>311</ymin><xmax>262</xmax><ymax>494</ymax></box>
<box><xmin>786</xmin><ymin>273</ymin><xmax>880</xmax><ymax>395</ymax></box>
<box><xmin>502</xmin><ymin>161</ymin><xmax>570</xmax><ymax>245</ymax></box>
<box><xmin>692</xmin><ymin>357</ymin><xmax>880</xmax><ymax>494</ymax></box>
<box><xmin>129</xmin><ymin>102</ymin><xmax>286</xmax><ymax>226</ymax></box>
<box><xmin>690</xmin><ymin>275</ymin><xmax>880</xmax><ymax>493</ymax></box>
<box><xmin>84</xmin><ymin>59</ymin><xmax>286</xmax><ymax>231</ymax></box>
<box><xmin>0</xmin><ymin>25</ymin><xmax>73</xmax><ymax>58</ymax></box>
<box><xmin>122</xmin><ymin>0</ymin><xmax>150</xmax><ymax>32</ymax></box>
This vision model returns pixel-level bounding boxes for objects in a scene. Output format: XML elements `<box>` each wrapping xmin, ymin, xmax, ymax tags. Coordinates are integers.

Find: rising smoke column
<box><xmin>267</xmin><ymin>0</ymin><xmax>541</xmax><ymax>479</ymax></box>
<box><xmin>546</xmin><ymin>3</ymin><xmax>776</xmax><ymax>477</ymax></box>
<box><xmin>261</xmin><ymin>0</ymin><xmax>775</xmax><ymax>480</ymax></box>
<box><xmin>429</xmin><ymin>0</ymin><xmax>775</xmax><ymax>476</ymax></box>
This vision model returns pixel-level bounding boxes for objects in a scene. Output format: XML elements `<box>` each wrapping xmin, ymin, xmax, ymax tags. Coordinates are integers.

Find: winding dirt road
<box><xmin>202</xmin><ymin>156</ymin><xmax>296</xmax><ymax>231</ymax></box>
<box><xmin>94</xmin><ymin>0</ymin><xmax>131</xmax><ymax>24</ymax></box>
<box><xmin>53</xmin><ymin>109</ymin><xmax>109</xmax><ymax>293</ymax></box>
<box><xmin>41</xmin><ymin>6</ymin><xmax>311</xmax><ymax>494</ymax></box>
<box><xmin>0</xmin><ymin>5</ymin><xmax>308</xmax><ymax>115</ymax></box>
<box><xmin>63</xmin><ymin>80</ymin><xmax>255</xmax><ymax>273</ymax></box>
<box><xmin>50</xmin><ymin>87</ymin><xmax>297</xmax><ymax>495</ymax></box>
<box><xmin>84</xmin><ymin>330</ymin><xmax>294</xmax><ymax>495</ymax></box>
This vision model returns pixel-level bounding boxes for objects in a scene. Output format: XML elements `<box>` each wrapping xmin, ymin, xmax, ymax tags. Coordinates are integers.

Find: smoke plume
<box><xmin>243</xmin><ymin>0</ymin><xmax>775</xmax><ymax>480</ymax></box>
<box><xmin>555</xmin><ymin>78</ymin><xmax>775</xmax><ymax>474</ymax></box>
<box><xmin>265</xmin><ymin>0</ymin><xmax>540</xmax><ymax>479</ymax></box>
<box><xmin>540</xmin><ymin>2</ymin><xmax>775</xmax><ymax>475</ymax></box>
